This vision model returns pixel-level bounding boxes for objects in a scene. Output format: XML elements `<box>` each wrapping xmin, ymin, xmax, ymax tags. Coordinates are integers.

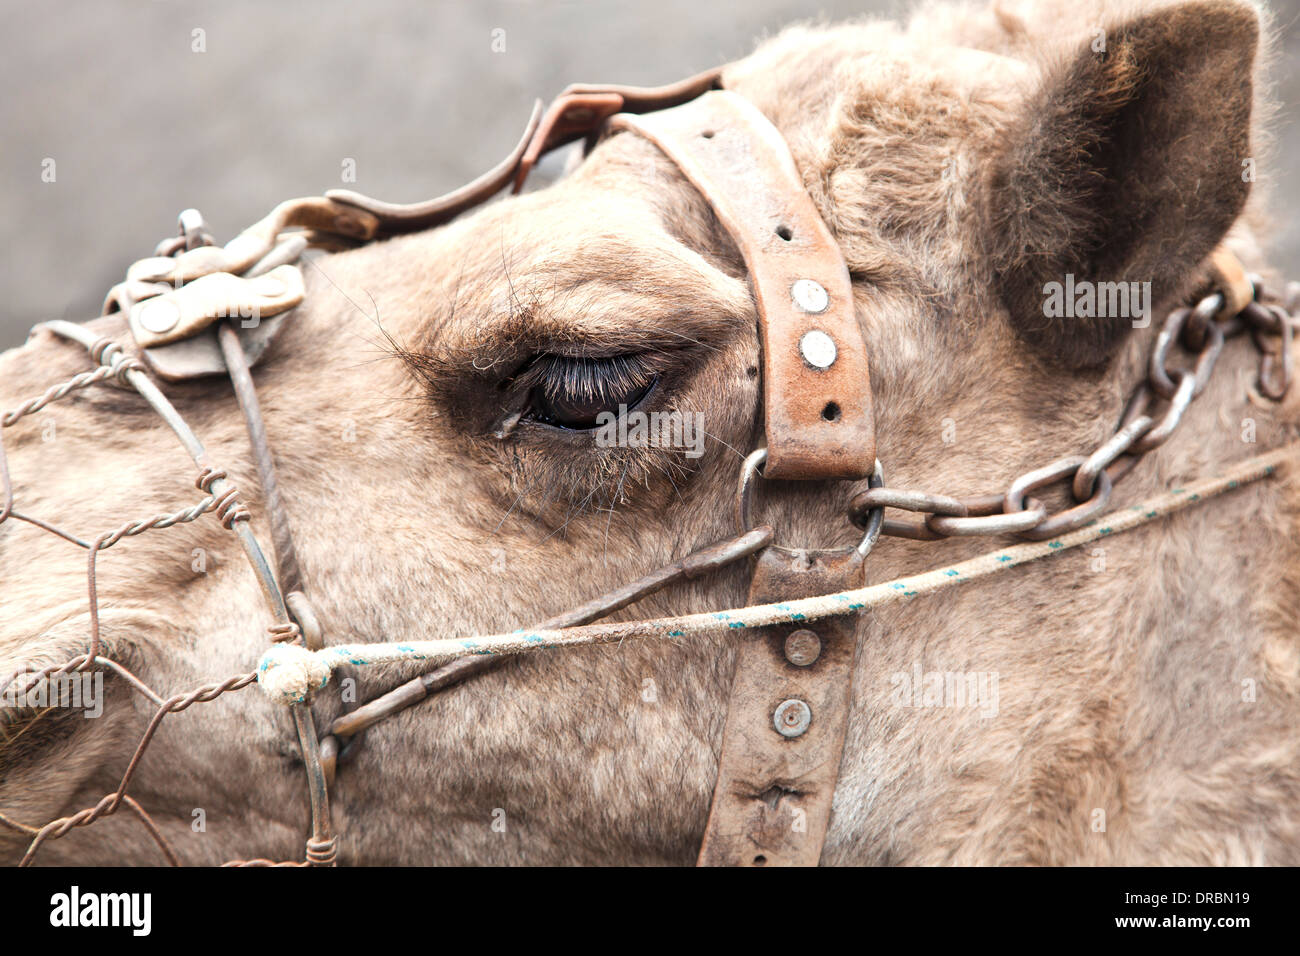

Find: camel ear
<box><xmin>986</xmin><ymin>0</ymin><xmax>1258</xmax><ymax>367</ymax></box>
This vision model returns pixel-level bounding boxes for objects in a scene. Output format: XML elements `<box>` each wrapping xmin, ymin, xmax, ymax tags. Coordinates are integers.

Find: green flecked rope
<box><xmin>255</xmin><ymin>443</ymin><xmax>1296</xmax><ymax>704</ymax></box>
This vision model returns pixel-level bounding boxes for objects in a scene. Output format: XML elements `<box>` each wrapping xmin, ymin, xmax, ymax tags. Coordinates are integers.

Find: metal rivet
<box><xmin>784</xmin><ymin>629</ymin><xmax>821</xmax><ymax>667</ymax></box>
<box><xmin>137</xmin><ymin>299</ymin><xmax>180</xmax><ymax>334</ymax></box>
<box><xmin>791</xmin><ymin>278</ymin><xmax>829</xmax><ymax>314</ymax></box>
<box><xmin>773</xmin><ymin>699</ymin><xmax>812</xmax><ymax>738</ymax></box>
<box><xmin>799</xmin><ymin>330</ymin><xmax>837</xmax><ymax>369</ymax></box>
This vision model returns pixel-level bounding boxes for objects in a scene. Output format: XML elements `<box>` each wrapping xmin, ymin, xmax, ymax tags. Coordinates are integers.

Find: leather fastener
<box><xmin>609</xmin><ymin>91</ymin><xmax>875</xmax><ymax>481</ymax></box>
<box><xmin>127</xmin><ymin>264</ymin><xmax>305</xmax><ymax>349</ymax></box>
<box><xmin>1206</xmin><ymin>246</ymin><xmax>1254</xmax><ymax>320</ymax></box>
<box><xmin>697</xmin><ymin>545</ymin><xmax>865</xmax><ymax>866</ymax></box>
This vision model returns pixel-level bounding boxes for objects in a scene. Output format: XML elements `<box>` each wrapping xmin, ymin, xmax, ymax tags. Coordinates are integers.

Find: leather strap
<box><xmin>1206</xmin><ymin>246</ymin><xmax>1255</xmax><ymax>319</ymax></box>
<box><xmin>697</xmin><ymin>546</ymin><xmax>865</xmax><ymax>866</ymax></box>
<box><xmin>513</xmin><ymin>68</ymin><xmax>724</xmax><ymax>192</ymax></box>
<box><xmin>327</xmin><ymin>101</ymin><xmax>545</xmax><ymax>238</ymax></box>
<box><xmin>326</xmin><ymin>67</ymin><xmax>724</xmax><ymax>237</ymax></box>
<box><xmin>609</xmin><ymin>91</ymin><xmax>875</xmax><ymax>480</ymax></box>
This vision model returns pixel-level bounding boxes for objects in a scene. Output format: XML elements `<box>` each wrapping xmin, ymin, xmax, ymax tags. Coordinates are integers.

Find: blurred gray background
<box><xmin>2</xmin><ymin>0</ymin><xmax>1297</xmax><ymax>348</ymax></box>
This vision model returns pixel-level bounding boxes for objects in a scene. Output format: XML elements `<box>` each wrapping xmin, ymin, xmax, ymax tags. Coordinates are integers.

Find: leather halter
<box><xmin>116</xmin><ymin>73</ymin><xmax>879</xmax><ymax>866</ymax></box>
<box><xmin>609</xmin><ymin>94</ymin><xmax>875</xmax><ymax>480</ymax></box>
<box><xmin>608</xmin><ymin>93</ymin><xmax>875</xmax><ymax>864</ymax></box>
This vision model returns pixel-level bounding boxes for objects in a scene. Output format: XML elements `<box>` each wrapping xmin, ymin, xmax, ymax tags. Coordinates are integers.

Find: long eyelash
<box><xmin>512</xmin><ymin>354</ymin><xmax>657</xmax><ymax>404</ymax></box>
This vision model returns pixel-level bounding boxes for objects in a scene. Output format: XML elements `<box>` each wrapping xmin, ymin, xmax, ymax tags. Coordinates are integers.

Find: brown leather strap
<box><xmin>326</xmin><ymin>67</ymin><xmax>724</xmax><ymax>237</ymax></box>
<box><xmin>697</xmin><ymin>546</ymin><xmax>865</xmax><ymax>866</ymax></box>
<box><xmin>327</xmin><ymin>101</ymin><xmax>544</xmax><ymax>237</ymax></box>
<box><xmin>1207</xmin><ymin>246</ymin><xmax>1254</xmax><ymax>319</ymax></box>
<box><xmin>609</xmin><ymin>91</ymin><xmax>875</xmax><ymax>480</ymax></box>
<box><xmin>513</xmin><ymin>67</ymin><xmax>724</xmax><ymax>192</ymax></box>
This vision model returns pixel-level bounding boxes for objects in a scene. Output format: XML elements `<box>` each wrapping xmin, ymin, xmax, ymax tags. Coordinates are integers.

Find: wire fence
<box><xmin>0</xmin><ymin>327</ymin><xmax>332</xmax><ymax>867</ymax></box>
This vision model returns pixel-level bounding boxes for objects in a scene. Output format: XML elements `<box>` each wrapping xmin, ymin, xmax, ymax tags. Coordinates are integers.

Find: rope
<box><xmin>256</xmin><ymin>443</ymin><xmax>1296</xmax><ymax>704</ymax></box>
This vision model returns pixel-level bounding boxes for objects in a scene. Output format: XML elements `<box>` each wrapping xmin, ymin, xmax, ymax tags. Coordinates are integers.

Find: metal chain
<box><xmin>849</xmin><ymin>278</ymin><xmax>1300</xmax><ymax>542</ymax></box>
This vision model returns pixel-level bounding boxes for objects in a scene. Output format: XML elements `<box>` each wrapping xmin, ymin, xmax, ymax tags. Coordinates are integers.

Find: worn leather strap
<box><xmin>326</xmin><ymin>68</ymin><xmax>724</xmax><ymax>237</ymax></box>
<box><xmin>609</xmin><ymin>91</ymin><xmax>875</xmax><ymax>480</ymax></box>
<box><xmin>1207</xmin><ymin>246</ymin><xmax>1255</xmax><ymax>319</ymax></box>
<box><xmin>513</xmin><ymin>68</ymin><xmax>724</xmax><ymax>192</ymax></box>
<box><xmin>607</xmin><ymin>89</ymin><xmax>875</xmax><ymax>864</ymax></box>
<box><xmin>697</xmin><ymin>546</ymin><xmax>865</xmax><ymax>866</ymax></box>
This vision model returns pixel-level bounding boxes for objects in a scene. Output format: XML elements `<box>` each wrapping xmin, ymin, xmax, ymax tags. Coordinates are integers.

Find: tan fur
<box><xmin>2</xmin><ymin>0</ymin><xmax>1298</xmax><ymax>865</ymax></box>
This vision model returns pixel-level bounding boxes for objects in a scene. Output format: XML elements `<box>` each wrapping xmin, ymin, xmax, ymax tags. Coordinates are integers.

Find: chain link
<box><xmin>849</xmin><ymin>276</ymin><xmax>1297</xmax><ymax>543</ymax></box>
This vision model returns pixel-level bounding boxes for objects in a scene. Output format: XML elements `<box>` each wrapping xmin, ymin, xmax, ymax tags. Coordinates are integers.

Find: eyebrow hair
<box><xmin>399</xmin><ymin>226</ymin><xmax>754</xmax><ymax>373</ymax></box>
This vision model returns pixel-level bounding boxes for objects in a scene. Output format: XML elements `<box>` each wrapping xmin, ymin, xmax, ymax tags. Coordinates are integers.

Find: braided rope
<box><xmin>256</xmin><ymin>442</ymin><xmax>1296</xmax><ymax>703</ymax></box>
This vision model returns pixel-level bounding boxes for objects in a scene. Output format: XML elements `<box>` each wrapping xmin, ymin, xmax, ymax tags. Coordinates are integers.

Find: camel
<box><xmin>2</xmin><ymin>0</ymin><xmax>1298</xmax><ymax>865</ymax></box>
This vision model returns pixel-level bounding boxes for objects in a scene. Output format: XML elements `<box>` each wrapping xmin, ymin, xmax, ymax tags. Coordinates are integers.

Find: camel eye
<box><xmin>519</xmin><ymin>354</ymin><xmax>657</xmax><ymax>431</ymax></box>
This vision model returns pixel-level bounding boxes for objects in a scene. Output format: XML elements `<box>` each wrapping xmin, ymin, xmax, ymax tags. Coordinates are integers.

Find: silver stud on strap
<box><xmin>784</xmin><ymin>630</ymin><xmax>822</xmax><ymax>667</ymax></box>
<box><xmin>791</xmin><ymin>278</ymin><xmax>829</xmax><ymax>314</ymax></box>
<box><xmin>773</xmin><ymin>698</ymin><xmax>812</xmax><ymax>738</ymax></box>
<box><xmin>798</xmin><ymin>329</ymin><xmax>837</xmax><ymax>369</ymax></box>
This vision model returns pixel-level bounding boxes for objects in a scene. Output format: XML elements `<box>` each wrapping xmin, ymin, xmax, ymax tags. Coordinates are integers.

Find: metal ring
<box><xmin>1183</xmin><ymin>293</ymin><xmax>1222</xmax><ymax>351</ymax></box>
<box><xmin>153</xmin><ymin>235</ymin><xmax>187</xmax><ymax>258</ymax></box>
<box><xmin>1072</xmin><ymin>415</ymin><xmax>1154</xmax><ymax>501</ymax></box>
<box><xmin>1242</xmin><ymin>300</ymin><xmax>1284</xmax><ymax>335</ymax></box>
<box><xmin>880</xmin><ymin>516</ymin><xmax>944</xmax><ymax>540</ymax></box>
<box><xmin>886</xmin><ymin>491</ymin><xmax>1007</xmax><ymax>539</ymax></box>
<box><xmin>849</xmin><ymin>487</ymin><xmax>967</xmax><ymax>525</ymax></box>
<box><xmin>1190</xmin><ymin>318</ymin><xmax>1225</xmax><ymax>397</ymax></box>
<box><xmin>926</xmin><ymin>498</ymin><xmax>1047</xmax><ymax>536</ymax></box>
<box><xmin>1016</xmin><ymin>469</ymin><xmax>1112</xmax><ymax>541</ymax></box>
<box><xmin>736</xmin><ymin>447</ymin><xmax>885</xmax><ymax>556</ymax></box>
<box><xmin>178</xmin><ymin>207</ymin><xmax>214</xmax><ymax>251</ymax></box>
<box><xmin>855</xmin><ymin>461</ymin><xmax>885</xmax><ymax>557</ymax></box>
<box><xmin>1001</xmin><ymin>452</ymin><xmax>1114</xmax><ymax>542</ymax></box>
<box><xmin>1132</xmin><ymin>370</ymin><xmax>1195</xmax><ymax>454</ymax></box>
<box><xmin>1150</xmin><ymin>308</ymin><xmax>1190</xmax><ymax>400</ymax></box>
<box><xmin>1003</xmin><ymin>455</ymin><xmax>1086</xmax><ymax>517</ymax></box>
<box><xmin>1155</xmin><ymin>297</ymin><xmax>1224</xmax><ymax>399</ymax></box>
<box><xmin>1119</xmin><ymin>384</ymin><xmax>1153</xmax><ymax>431</ymax></box>
<box><xmin>1193</xmin><ymin>291</ymin><xmax>1225</xmax><ymax>324</ymax></box>
<box><xmin>734</xmin><ymin>447</ymin><xmax>768</xmax><ymax>536</ymax></box>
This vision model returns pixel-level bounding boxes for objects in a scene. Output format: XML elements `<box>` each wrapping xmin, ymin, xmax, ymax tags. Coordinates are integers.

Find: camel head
<box><xmin>3</xmin><ymin>0</ymin><xmax>1297</xmax><ymax>865</ymax></box>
